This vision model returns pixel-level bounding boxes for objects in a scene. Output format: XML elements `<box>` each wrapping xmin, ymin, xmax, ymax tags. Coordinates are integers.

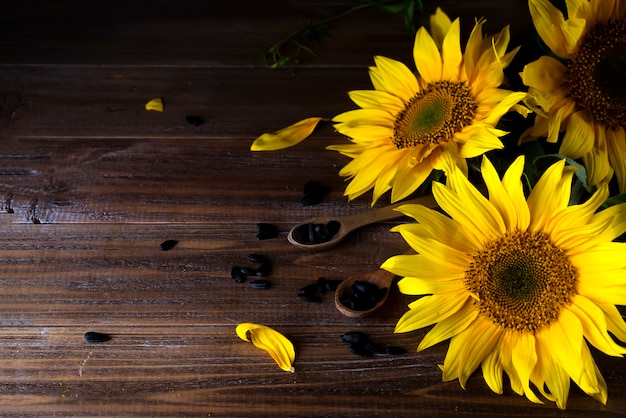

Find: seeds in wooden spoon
<box><xmin>291</xmin><ymin>220</ymin><xmax>340</xmax><ymax>245</ymax></box>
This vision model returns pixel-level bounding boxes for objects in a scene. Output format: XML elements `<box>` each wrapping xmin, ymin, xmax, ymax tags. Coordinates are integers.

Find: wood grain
<box><xmin>0</xmin><ymin>0</ymin><xmax>624</xmax><ymax>416</ymax></box>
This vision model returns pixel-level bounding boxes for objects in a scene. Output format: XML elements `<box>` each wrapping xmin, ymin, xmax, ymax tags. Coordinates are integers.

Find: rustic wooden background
<box><xmin>0</xmin><ymin>0</ymin><xmax>624</xmax><ymax>416</ymax></box>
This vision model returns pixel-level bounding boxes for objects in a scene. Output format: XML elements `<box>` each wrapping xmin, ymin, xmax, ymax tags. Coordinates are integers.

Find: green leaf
<box><xmin>601</xmin><ymin>192</ymin><xmax>626</xmax><ymax>209</ymax></box>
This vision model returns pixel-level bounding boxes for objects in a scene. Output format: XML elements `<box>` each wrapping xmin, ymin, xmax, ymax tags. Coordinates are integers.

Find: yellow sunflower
<box><xmin>382</xmin><ymin>155</ymin><xmax>626</xmax><ymax>409</ymax></box>
<box><xmin>327</xmin><ymin>8</ymin><xmax>527</xmax><ymax>205</ymax></box>
<box><xmin>521</xmin><ymin>0</ymin><xmax>626</xmax><ymax>193</ymax></box>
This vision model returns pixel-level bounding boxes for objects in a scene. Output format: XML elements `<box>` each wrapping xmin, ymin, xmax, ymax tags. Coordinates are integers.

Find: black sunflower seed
<box><xmin>385</xmin><ymin>346</ymin><xmax>407</xmax><ymax>355</ymax></box>
<box><xmin>340</xmin><ymin>331</ymin><xmax>368</xmax><ymax>345</ymax></box>
<box><xmin>299</xmin><ymin>283</ymin><xmax>320</xmax><ymax>295</ymax></box>
<box><xmin>365</xmin><ymin>340</ymin><xmax>386</xmax><ymax>355</ymax></box>
<box><xmin>255</xmin><ymin>262</ymin><xmax>271</xmax><ymax>277</ymax></box>
<box><xmin>84</xmin><ymin>331</ymin><xmax>111</xmax><ymax>343</ymax></box>
<box><xmin>296</xmin><ymin>293</ymin><xmax>322</xmax><ymax>303</ymax></box>
<box><xmin>256</xmin><ymin>223</ymin><xmax>279</xmax><ymax>240</ymax></box>
<box><xmin>239</xmin><ymin>266</ymin><xmax>258</xmax><ymax>276</ymax></box>
<box><xmin>300</xmin><ymin>181</ymin><xmax>330</xmax><ymax>206</ymax></box>
<box><xmin>159</xmin><ymin>239</ymin><xmax>178</xmax><ymax>251</ymax></box>
<box><xmin>325</xmin><ymin>279</ymin><xmax>342</xmax><ymax>291</ymax></box>
<box><xmin>249</xmin><ymin>279</ymin><xmax>271</xmax><ymax>289</ymax></box>
<box><xmin>185</xmin><ymin>115</ymin><xmax>205</xmax><ymax>126</ymax></box>
<box><xmin>231</xmin><ymin>266</ymin><xmax>246</xmax><ymax>283</ymax></box>
<box><xmin>349</xmin><ymin>343</ymin><xmax>373</xmax><ymax>357</ymax></box>
<box><xmin>248</xmin><ymin>253</ymin><xmax>270</xmax><ymax>264</ymax></box>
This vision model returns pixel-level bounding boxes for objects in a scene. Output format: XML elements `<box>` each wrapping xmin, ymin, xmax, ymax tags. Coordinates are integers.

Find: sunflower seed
<box><xmin>231</xmin><ymin>266</ymin><xmax>246</xmax><ymax>283</ymax></box>
<box><xmin>256</xmin><ymin>223</ymin><xmax>279</xmax><ymax>240</ymax></box>
<box><xmin>255</xmin><ymin>262</ymin><xmax>271</xmax><ymax>277</ymax></box>
<box><xmin>341</xmin><ymin>331</ymin><xmax>368</xmax><ymax>345</ymax></box>
<box><xmin>249</xmin><ymin>279</ymin><xmax>271</xmax><ymax>289</ymax></box>
<box><xmin>300</xmin><ymin>181</ymin><xmax>330</xmax><ymax>206</ymax></box>
<box><xmin>84</xmin><ymin>331</ymin><xmax>111</xmax><ymax>343</ymax></box>
<box><xmin>159</xmin><ymin>239</ymin><xmax>178</xmax><ymax>251</ymax></box>
<box><xmin>185</xmin><ymin>115</ymin><xmax>204</xmax><ymax>126</ymax></box>
<box><xmin>296</xmin><ymin>293</ymin><xmax>322</xmax><ymax>303</ymax></box>
<box><xmin>385</xmin><ymin>346</ymin><xmax>407</xmax><ymax>355</ymax></box>
<box><xmin>239</xmin><ymin>266</ymin><xmax>258</xmax><ymax>276</ymax></box>
<box><xmin>365</xmin><ymin>340</ymin><xmax>386</xmax><ymax>354</ymax></box>
<box><xmin>349</xmin><ymin>343</ymin><xmax>373</xmax><ymax>357</ymax></box>
<box><xmin>248</xmin><ymin>253</ymin><xmax>270</xmax><ymax>264</ymax></box>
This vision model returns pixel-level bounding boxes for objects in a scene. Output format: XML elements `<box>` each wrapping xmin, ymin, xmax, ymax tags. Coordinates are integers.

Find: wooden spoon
<box><xmin>287</xmin><ymin>194</ymin><xmax>437</xmax><ymax>251</ymax></box>
<box><xmin>334</xmin><ymin>268</ymin><xmax>396</xmax><ymax>318</ymax></box>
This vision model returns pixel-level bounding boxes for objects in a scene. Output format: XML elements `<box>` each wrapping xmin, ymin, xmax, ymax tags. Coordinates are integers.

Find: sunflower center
<box><xmin>464</xmin><ymin>231</ymin><xmax>577</xmax><ymax>332</ymax></box>
<box><xmin>567</xmin><ymin>20</ymin><xmax>626</xmax><ymax>129</ymax></box>
<box><xmin>392</xmin><ymin>81</ymin><xmax>476</xmax><ymax>149</ymax></box>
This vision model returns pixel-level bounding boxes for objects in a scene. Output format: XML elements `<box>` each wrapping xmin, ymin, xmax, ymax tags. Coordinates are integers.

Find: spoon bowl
<box><xmin>287</xmin><ymin>194</ymin><xmax>437</xmax><ymax>251</ymax></box>
<box><xmin>334</xmin><ymin>269</ymin><xmax>396</xmax><ymax>318</ymax></box>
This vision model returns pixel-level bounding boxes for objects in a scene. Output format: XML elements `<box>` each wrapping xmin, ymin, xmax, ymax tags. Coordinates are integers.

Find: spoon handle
<box><xmin>343</xmin><ymin>194</ymin><xmax>438</xmax><ymax>230</ymax></box>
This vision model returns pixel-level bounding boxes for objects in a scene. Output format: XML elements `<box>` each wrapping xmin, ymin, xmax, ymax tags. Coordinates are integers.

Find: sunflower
<box><xmin>521</xmin><ymin>0</ymin><xmax>626</xmax><ymax>193</ymax></box>
<box><xmin>327</xmin><ymin>8</ymin><xmax>527</xmax><ymax>205</ymax></box>
<box><xmin>381</xmin><ymin>155</ymin><xmax>626</xmax><ymax>409</ymax></box>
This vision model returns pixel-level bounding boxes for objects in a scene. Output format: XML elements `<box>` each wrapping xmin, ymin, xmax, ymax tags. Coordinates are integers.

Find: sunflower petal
<box><xmin>236</xmin><ymin>323</ymin><xmax>295</xmax><ymax>372</ymax></box>
<box><xmin>413</xmin><ymin>26</ymin><xmax>442</xmax><ymax>83</ymax></box>
<box><xmin>251</xmin><ymin>117</ymin><xmax>323</xmax><ymax>151</ymax></box>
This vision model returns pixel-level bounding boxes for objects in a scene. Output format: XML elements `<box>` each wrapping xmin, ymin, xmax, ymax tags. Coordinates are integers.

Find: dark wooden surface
<box><xmin>0</xmin><ymin>1</ymin><xmax>625</xmax><ymax>416</ymax></box>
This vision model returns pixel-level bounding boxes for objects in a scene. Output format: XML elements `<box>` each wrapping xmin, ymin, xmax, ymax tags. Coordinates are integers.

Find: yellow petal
<box><xmin>559</xmin><ymin>110</ymin><xmax>595</xmax><ymax>159</ymax></box>
<box><xmin>418</xmin><ymin>300</ymin><xmax>478</xmax><ymax>351</ymax></box>
<box><xmin>568</xmin><ymin>295</ymin><xmax>626</xmax><ymax>356</ymax></box>
<box><xmin>382</xmin><ymin>253</ymin><xmax>464</xmax><ymax>282</ymax></box>
<box><xmin>413</xmin><ymin>26</ymin><xmax>442</xmax><ymax>83</ymax></box>
<box><xmin>442</xmin><ymin>317</ymin><xmax>502</xmax><ymax>388</ymax></box>
<box><xmin>251</xmin><ymin>117</ymin><xmax>323</xmax><ymax>151</ymax></box>
<box><xmin>511</xmin><ymin>333</ymin><xmax>542</xmax><ymax>404</ymax></box>
<box><xmin>347</xmin><ymin>90</ymin><xmax>405</xmax><ymax>113</ymax></box>
<box><xmin>429</xmin><ymin>7</ymin><xmax>452</xmax><ymax>49</ymax></box>
<box><xmin>395</xmin><ymin>291</ymin><xmax>468</xmax><ymax>334</ymax></box>
<box><xmin>501</xmin><ymin>155</ymin><xmax>530</xmax><ymax>231</ymax></box>
<box><xmin>528</xmin><ymin>0</ymin><xmax>570</xmax><ymax>58</ymax></box>
<box><xmin>145</xmin><ymin>98</ymin><xmax>164</xmax><ymax>112</ymax></box>
<box><xmin>370</xmin><ymin>56</ymin><xmax>419</xmax><ymax>102</ymax></box>
<box><xmin>440</xmin><ymin>18</ymin><xmax>462</xmax><ymax>79</ymax></box>
<box><xmin>236</xmin><ymin>323</ymin><xmax>295</xmax><ymax>373</ymax></box>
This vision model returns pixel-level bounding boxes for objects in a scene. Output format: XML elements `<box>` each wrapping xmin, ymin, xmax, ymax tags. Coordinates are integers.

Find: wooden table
<box><xmin>0</xmin><ymin>1</ymin><xmax>624</xmax><ymax>416</ymax></box>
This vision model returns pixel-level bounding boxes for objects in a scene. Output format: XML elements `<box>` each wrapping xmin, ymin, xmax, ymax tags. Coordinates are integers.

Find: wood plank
<box><xmin>0</xmin><ymin>223</ymin><xmax>625</xmax><ymax>416</ymax></box>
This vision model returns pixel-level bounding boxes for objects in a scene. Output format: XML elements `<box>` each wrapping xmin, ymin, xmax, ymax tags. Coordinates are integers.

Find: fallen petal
<box><xmin>251</xmin><ymin>117</ymin><xmax>323</xmax><ymax>151</ymax></box>
<box><xmin>236</xmin><ymin>323</ymin><xmax>295</xmax><ymax>372</ymax></box>
<box><xmin>145</xmin><ymin>98</ymin><xmax>164</xmax><ymax>112</ymax></box>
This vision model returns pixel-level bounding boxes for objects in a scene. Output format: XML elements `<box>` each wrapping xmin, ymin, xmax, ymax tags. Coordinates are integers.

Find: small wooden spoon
<box><xmin>334</xmin><ymin>268</ymin><xmax>396</xmax><ymax>318</ymax></box>
<box><xmin>287</xmin><ymin>194</ymin><xmax>437</xmax><ymax>251</ymax></box>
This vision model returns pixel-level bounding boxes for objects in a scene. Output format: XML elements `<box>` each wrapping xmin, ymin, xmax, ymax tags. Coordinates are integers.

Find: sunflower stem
<box><xmin>264</xmin><ymin>0</ymin><xmax>422</xmax><ymax>68</ymax></box>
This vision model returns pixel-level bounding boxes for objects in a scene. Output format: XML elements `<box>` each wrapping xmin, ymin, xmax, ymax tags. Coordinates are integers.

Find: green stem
<box><xmin>265</xmin><ymin>0</ymin><xmax>419</xmax><ymax>67</ymax></box>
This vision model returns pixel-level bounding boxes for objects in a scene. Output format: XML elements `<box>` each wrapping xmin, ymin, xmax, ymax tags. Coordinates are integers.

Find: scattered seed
<box><xmin>249</xmin><ymin>279</ymin><xmax>271</xmax><ymax>289</ymax></box>
<box><xmin>341</xmin><ymin>331</ymin><xmax>406</xmax><ymax>357</ymax></box>
<box><xmin>255</xmin><ymin>262</ymin><xmax>272</xmax><ymax>277</ymax></box>
<box><xmin>340</xmin><ymin>331</ymin><xmax>368</xmax><ymax>345</ymax></box>
<box><xmin>240</xmin><ymin>266</ymin><xmax>258</xmax><ymax>276</ymax></box>
<box><xmin>231</xmin><ymin>266</ymin><xmax>246</xmax><ymax>283</ymax></box>
<box><xmin>297</xmin><ymin>277</ymin><xmax>343</xmax><ymax>303</ymax></box>
<box><xmin>365</xmin><ymin>340</ymin><xmax>386</xmax><ymax>355</ymax></box>
<box><xmin>300</xmin><ymin>181</ymin><xmax>330</xmax><ymax>206</ymax></box>
<box><xmin>185</xmin><ymin>115</ymin><xmax>204</xmax><ymax>126</ymax></box>
<box><xmin>159</xmin><ymin>239</ymin><xmax>178</xmax><ymax>251</ymax></box>
<box><xmin>84</xmin><ymin>331</ymin><xmax>111</xmax><ymax>343</ymax></box>
<box><xmin>248</xmin><ymin>253</ymin><xmax>270</xmax><ymax>264</ymax></box>
<box><xmin>385</xmin><ymin>346</ymin><xmax>407</xmax><ymax>355</ymax></box>
<box><xmin>349</xmin><ymin>343</ymin><xmax>373</xmax><ymax>357</ymax></box>
<box><xmin>296</xmin><ymin>293</ymin><xmax>322</xmax><ymax>303</ymax></box>
<box><xmin>256</xmin><ymin>223</ymin><xmax>279</xmax><ymax>240</ymax></box>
